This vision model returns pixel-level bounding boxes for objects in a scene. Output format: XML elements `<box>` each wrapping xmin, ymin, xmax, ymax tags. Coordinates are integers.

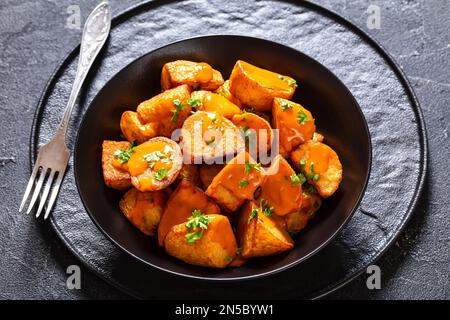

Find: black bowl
<box><xmin>75</xmin><ymin>35</ymin><xmax>371</xmax><ymax>281</ymax></box>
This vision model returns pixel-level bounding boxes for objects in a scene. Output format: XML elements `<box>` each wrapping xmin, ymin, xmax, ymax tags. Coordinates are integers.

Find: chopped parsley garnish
<box><xmin>171</xmin><ymin>99</ymin><xmax>185</xmax><ymax>123</ymax></box>
<box><xmin>239</xmin><ymin>179</ymin><xmax>249</xmax><ymax>187</ymax></box>
<box><xmin>226</xmin><ymin>256</ymin><xmax>233</xmax><ymax>263</ymax></box>
<box><xmin>236</xmin><ymin>247</ymin><xmax>242</xmax><ymax>255</ymax></box>
<box><xmin>260</xmin><ymin>198</ymin><xmax>273</xmax><ymax>217</ymax></box>
<box><xmin>289</xmin><ymin>79</ymin><xmax>298</xmax><ymax>88</ymax></box>
<box><xmin>280</xmin><ymin>100</ymin><xmax>293</xmax><ymax>111</ymax></box>
<box><xmin>185</xmin><ymin>230</ymin><xmax>204</xmax><ymax>244</ymax></box>
<box><xmin>297</xmin><ymin>110</ymin><xmax>309</xmax><ymax>124</ymax></box>
<box><xmin>187</xmin><ymin>98</ymin><xmax>203</xmax><ymax>109</ymax></box>
<box><xmin>144</xmin><ymin>151</ymin><xmax>164</xmax><ymax>163</ymax></box>
<box><xmin>244</xmin><ymin>161</ymin><xmax>262</xmax><ymax>174</ymax></box>
<box><xmin>290</xmin><ymin>172</ymin><xmax>306</xmax><ymax>186</ymax></box>
<box><xmin>248</xmin><ymin>208</ymin><xmax>258</xmax><ymax>224</ymax></box>
<box><xmin>154</xmin><ymin>168</ymin><xmax>168</xmax><ymax>181</ymax></box>
<box><xmin>114</xmin><ymin>141</ymin><xmax>137</xmax><ymax>164</ymax></box>
<box><xmin>300</xmin><ymin>159</ymin><xmax>306</xmax><ymax>168</ymax></box>
<box><xmin>278</xmin><ymin>75</ymin><xmax>298</xmax><ymax>88</ymax></box>
<box><xmin>309</xmin><ymin>162</ymin><xmax>320</xmax><ymax>181</ymax></box>
<box><xmin>185</xmin><ymin>209</ymin><xmax>211</xmax><ymax>244</ymax></box>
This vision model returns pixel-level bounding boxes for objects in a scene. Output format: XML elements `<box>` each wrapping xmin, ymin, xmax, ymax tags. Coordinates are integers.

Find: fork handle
<box><xmin>57</xmin><ymin>1</ymin><xmax>111</xmax><ymax>138</ymax></box>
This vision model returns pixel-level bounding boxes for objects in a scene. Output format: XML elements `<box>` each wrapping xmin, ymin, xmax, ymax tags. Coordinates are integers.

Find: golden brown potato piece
<box><xmin>259</xmin><ymin>155</ymin><xmax>302</xmax><ymax>216</ymax></box>
<box><xmin>286</xmin><ymin>189</ymin><xmax>322</xmax><ymax>235</ymax></box>
<box><xmin>190</xmin><ymin>90</ymin><xmax>241</xmax><ymax>120</ymax></box>
<box><xmin>164</xmin><ymin>214</ymin><xmax>237</xmax><ymax>268</ymax></box>
<box><xmin>214</xmin><ymin>80</ymin><xmax>242</xmax><ymax>107</ymax></box>
<box><xmin>291</xmin><ymin>140</ymin><xmax>342</xmax><ymax>198</ymax></box>
<box><xmin>157</xmin><ymin>179</ymin><xmax>221</xmax><ymax>246</ymax></box>
<box><xmin>102</xmin><ymin>140</ymin><xmax>132</xmax><ymax>191</ymax></box>
<box><xmin>120</xmin><ymin>111</ymin><xmax>158</xmax><ymax>143</ymax></box>
<box><xmin>313</xmin><ymin>132</ymin><xmax>324</xmax><ymax>143</ymax></box>
<box><xmin>119</xmin><ymin>188</ymin><xmax>167</xmax><ymax>236</ymax></box>
<box><xmin>229</xmin><ymin>60</ymin><xmax>296</xmax><ymax>112</ymax></box>
<box><xmin>127</xmin><ymin>137</ymin><xmax>182</xmax><ymax>192</ymax></box>
<box><xmin>205</xmin><ymin>151</ymin><xmax>265</xmax><ymax>212</ymax></box>
<box><xmin>237</xmin><ymin>201</ymin><xmax>294</xmax><ymax>258</ymax></box>
<box><xmin>174</xmin><ymin>164</ymin><xmax>200</xmax><ymax>187</ymax></box>
<box><xmin>232</xmin><ymin>112</ymin><xmax>273</xmax><ymax>152</ymax></box>
<box><xmin>199</xmin><ymin>164</ymin><xmax>224</xmax><ymax>190</ymax></box>
<box><xmin>180</xmin><ymin>111</ymin><xmax>245</xmax><ymax>163</ymax></box>
<box><xmin>272</xmin><ymin>97</ymin><xmax>316</xmax><ymax>156</ymax></box>
<box><xmin>161</xmin><ymin>60</ymin><xmax>224</xmax><ymax>91</ymax></box>
<box><xmin>136</xmin><ymin>84</ymin><xmax>191</xmax><ymax>137</ymax></box>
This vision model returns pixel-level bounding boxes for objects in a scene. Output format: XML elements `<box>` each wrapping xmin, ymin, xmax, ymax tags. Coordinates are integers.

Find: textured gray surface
<box><xmin>0</xmin><ymin>0</ymin><xmax>447</xmax><ymax>299</ymax></box>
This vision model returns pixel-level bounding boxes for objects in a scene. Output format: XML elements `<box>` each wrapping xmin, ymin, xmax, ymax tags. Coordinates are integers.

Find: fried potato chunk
<box><xmin>272</xmin><ymin>98</ymin><xmax>316</xmax><ymax>156</ymax></box>
<box><xmin>237</xmin><ymin>201</ymin><xmax>294</xmax><ymax>258</ymax></box>
<box><xmin>136</xmin><ymin>84</ymin><xmax>191</xmax><ymax>137</ymax></box>
<box><xmin>259</xmin><ymin>155</ymin><xmax>302</xmax><ymax>216</ymax></box>
<box><xmin>232</xmin><ymin>112</ymin><xmax>273</xmax><ymax>153</ymax></box>
<box><xmin>286</xmin><ymin>189</ymin><xmax>322</xmax><ymax>235</ymax></box>
<box><xmin>199</xmin><ymin>164</ymin><xmax>224</xmax><ymax>190</ymax></box>
<box><xmin>205</xmin><ymin>151</ymin><xmax>265</xmax><ymax>212</ymax></box>
<box><xmin>161</xmin><ymin>60</ymin><xmax>224</xmax><ymax>91</ymax></box>
<box><xmin>164</xmin><ymin>214</ymin><xmax>237</xmax><ymax>268</ymax></box>
<box><xmin>190</xmin><ymin>90</ymin><xmax>241</xmax><ymax>120</ymax></box>
<box><xmin>157</xmin><ymin>179</ymin><xmax>221</xmax><ymax>246</ymax></box>
<box><xmin>291</xmin><ymin>140</ymin><xmax>342</xmax><ymax>198</ymax></box>
<box><xmin>214</xmin><ymin>80</ymin><xmax>242</xmax><ymax>107</ymax></box>
<box><xmin>119</xmin><ymin>188</ymin><xmax>167</xmax><ymax>236</ymax></box>
<box><xmin>229</xmin><ymin>60</ymin><xmax>296</xmax><ymax>112</ymax></box>
<box><xmin>180</xmin><ymin>111</ymin><xmax>245</xmax><ymax>163</ymax></box>
<box><xmin>102</xmin><ymin>140</ymin><xmax>132</xmax><ymax>191</ymax></box>
<box><xmin>127</xmin><ymin>137</ymin><xmax>182</xmax><ymax>192</ymax></box>
<box><xmin>120</xmin><ymin>111</ymin><xmax>158</xmax><ymax>143</ymax></box>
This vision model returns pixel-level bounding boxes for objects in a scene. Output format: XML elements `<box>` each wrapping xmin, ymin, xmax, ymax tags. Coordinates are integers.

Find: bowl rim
<box><xmin>74</xmin><ymin>34</ymin><xmax>372</xmax><ymax>282</ymax></box>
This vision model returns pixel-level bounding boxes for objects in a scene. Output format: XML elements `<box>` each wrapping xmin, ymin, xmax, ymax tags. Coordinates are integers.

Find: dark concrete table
<box><xmin>0</xmin><ymin>0</ymin><xmax>448</xmax><ymax>299</ymax></box>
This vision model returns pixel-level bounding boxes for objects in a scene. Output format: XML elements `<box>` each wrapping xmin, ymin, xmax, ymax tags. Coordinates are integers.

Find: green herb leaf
<box><xmin>188</xmin><ymin>98</ymin><xmax>203</xmax><ymax>109</ymax></box>
<box><xmin>239</xmin><ymin>179</ymin><xmax>249</xmax><ymax>187</ymax></box>
<box><xmin>298</xmin><ymin>172</ymin><xmax>307</xmax><ymax>185</ymax></box>
<box><xmin>186</xmin><ymin>209</ymin><xmax>211</xmax><ymax>231</ymax></box>
<box><xmin>280</xmin><ymin>100</ymin><xmax>293</xmax><ymax>111</ymax></box>
<box><xmin>226</xmin><ymin>255</ymin><xmax>233</xmax><ymax>263</ymax></box>
<box><xmin>248</xmin><ymin>208</ymin><xmax>258</xmax><ymax>224</ymax></box>
<box><xmin>289</xmin><ymin>79</ymin><xmax>298</xmax><ymax>88</ymax></box>
<box><xmin>260</xmin><ymin>198</ymin><xmax>273</xmax><ymax>217</ymax></box>
<box><xmin>290</xmin><ymin>173</ymin><xmax>301</xmax><ymax>186</ymax></box>
<box><xmin>114</xmin><ymin>141</ymin><xmax>137</xmax><ymax>164</ymax></box>
<box><xmin>244</xmin><ymin>161</ymin><xmax>263</xmax><ymax>173</ymax></box>
<box><xmin>308</xmin><ymin>184</ymin><xmax>318</xmax><ymax>194</ymax></box>
<box><xmin>313</xmin><ymin>173</ymin><xmax>320</xmax><ymax>181</ymax></box>
<box><xmin>185</xmin><ymin>209</ymin><xmax>212</xmax><ymax>244</ymax></box>
<box><xmin>154</xmin><ymin>168</ymin><xmax>168</xmax><ymax>181</ymax></box>
<box><xmin>236</xmin><ymin>247</ymin><xmax>242</xmax><ymax>256</ymax></box>
<box><xmin>171</xmin><ymin>99</ymin><xmax>185</xmax><ymax>123</ymax></box>
<box><xmin>297</xmin><ymin>110</ymin><xmax>309</xmax><ymax>124</ymax></box>
<box><xmin>185</xmin><ymin>230</ymin><xmax>203</xmax><ymax>244</ymax></box>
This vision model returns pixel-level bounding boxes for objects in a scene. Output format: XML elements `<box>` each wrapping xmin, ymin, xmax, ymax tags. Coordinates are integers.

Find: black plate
<box><xmin>74</xmin><ymin>35</ymin><xmax>371</xmax><ymax>280</ymax></box>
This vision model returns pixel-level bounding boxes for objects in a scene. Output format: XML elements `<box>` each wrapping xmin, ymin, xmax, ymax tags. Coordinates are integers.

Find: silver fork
<box><xmin>19</xmin><ymin>1</ymin><xmax>111</xmax><ymax>219</ymax></box>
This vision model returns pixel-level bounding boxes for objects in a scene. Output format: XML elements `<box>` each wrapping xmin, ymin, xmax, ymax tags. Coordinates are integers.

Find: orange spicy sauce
<box><xmin>273</xmin><ymin>98</ymin><xmax>315</xmax><ymax>154</ymax></box>
<box><xmin>201</xmin><ymin>92</ymin><xmax>241</xmax><ymax>119</ymax></box>
<box><xmin>215</xmin><ymin>151</ymin><xmax>264</xmax><ymax>200</ymax></box>
<box><xmin>240</xmin><ymin>60</ymin><xmax>292</xmax><ymax>91</ymax></box>
<box><xmin>291</xmin><ymin>141</ymin><xmax>331</xmax><ymax>175</ymax></box>
<box><xmin>194</xmin><ymin>62</ymin><xmax>213</xmax><ymax>83</ymax></box>
<box><xmin>208</xmin><ymin>215</ymin><xmax>237</xmax><ymax>255</ymax></box>
<box><xmin>128</xmin><ymin>141</ymin><xmax>174</xmax><ymax>190</ymax></box>
<box><xmin>260</xmin><ymin>156</ymin><xmax>302</xmax><ymax>216</ymax></box>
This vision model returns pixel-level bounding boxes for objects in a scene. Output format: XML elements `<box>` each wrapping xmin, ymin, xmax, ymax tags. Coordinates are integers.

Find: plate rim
<box><xmin>29</xmin><ymin>0</ymin><xmax>428</xmax><ymax>298</ymax></box>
